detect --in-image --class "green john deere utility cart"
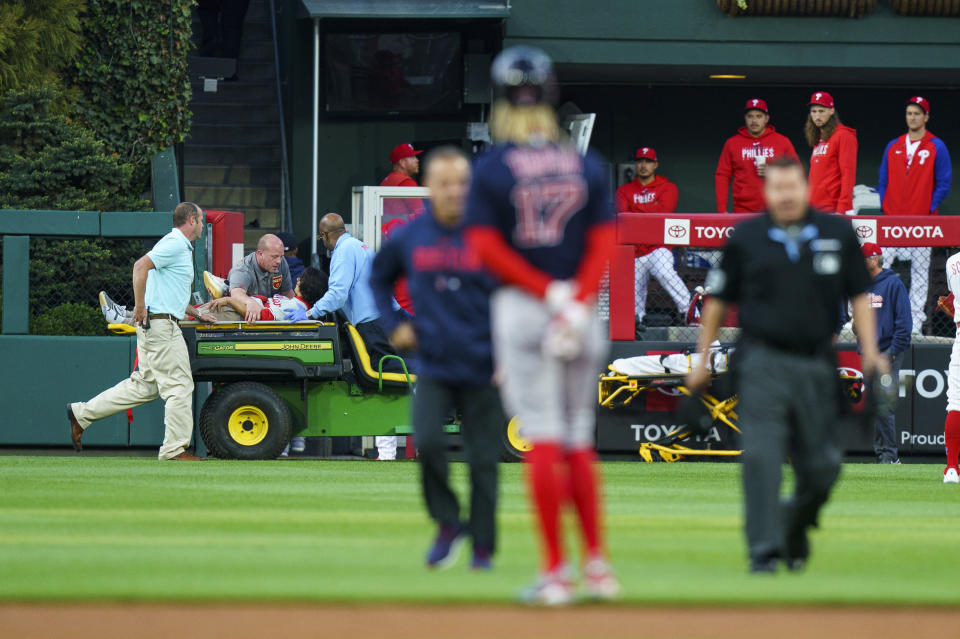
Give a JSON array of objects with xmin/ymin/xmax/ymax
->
[{"xmin": 163, "ymin": 319, "xmax": 531, "ymax": 460}]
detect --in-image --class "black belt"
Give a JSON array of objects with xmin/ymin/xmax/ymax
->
[{"xmin": 766, "ymin": 340, "xmax": 832, "ymax": 358}]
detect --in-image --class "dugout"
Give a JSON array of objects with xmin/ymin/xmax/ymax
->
[{"xmin": 275, "ymin": 0, "xmax": 960, "ymax": 244}]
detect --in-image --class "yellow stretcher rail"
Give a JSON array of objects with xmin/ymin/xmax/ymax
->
[{"xmin": 599, "ymin": 364, "xmax": 862, "ymax": 463}]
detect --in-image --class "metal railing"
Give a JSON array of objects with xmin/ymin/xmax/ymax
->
[{"xmin": 268, "ymin": 0, "xmax": 293, "ymax": 233}]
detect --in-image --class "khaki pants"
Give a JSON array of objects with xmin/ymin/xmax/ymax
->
[{"xmin": 72, "ymin": 319, "xmax": 195, "ymax": 460}]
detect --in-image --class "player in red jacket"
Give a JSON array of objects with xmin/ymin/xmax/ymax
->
[
  {"xmin": 806, "ymin": 91, "xmax": 858, "ymax": 214},
  {"xmin": 381, "ymin": 143, "xmax": 425, "ymax": 219},
  {"xmin": 715, "ymin": 98, "xmax": 798, "ymax": 213},
  {"xmin": 878, "ymin": 96, "xmax": 953, "ymax": 334},
  {"xmin": 614, "ymin": 147, "xmax": 690, "ymax": 331}
]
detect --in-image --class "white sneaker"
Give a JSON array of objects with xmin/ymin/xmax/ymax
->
[
  {"xmin": 99, "ymin": 291, "xmax": 128, "ymax": 324},
  {"xmin": 518, "ymin": 566, "xmax": 574, "ymax": 606},
  {"xmin": 290, "ymin": 436, "xmax": 306, "ymax": 453},
  {"xmin": 204, "ymin": 271, "xmax": 227, "ymax": 299},
  {"xmin": 582, "ymin": 557, "xmax": 622, "ymax": 601},
  {"xmin": 944, "ymin": 467, "xmax": 959, "ymax": 484}
]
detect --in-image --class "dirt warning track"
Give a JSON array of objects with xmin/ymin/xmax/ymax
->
[{"xmin": 2, "ymin": 603, "xmax": 959, "ymax": 639}]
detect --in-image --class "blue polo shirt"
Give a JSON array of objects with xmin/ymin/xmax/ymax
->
[
  {"xmin": 308, "ymin": 233, "xmax": 380, "ymax": 324},
  {"xmin": 145, "ymin": 228, "xmax": 194, "ymax": 319}
]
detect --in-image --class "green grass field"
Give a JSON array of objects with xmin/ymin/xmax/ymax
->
[{"xmin": 0, "ymin": 457, "xmax": 957, "ymax": 605}]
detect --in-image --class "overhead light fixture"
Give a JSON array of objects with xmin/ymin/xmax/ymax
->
[{"xmin": 709, "ymin": 74, "xmax": 747, "ymax": 79}]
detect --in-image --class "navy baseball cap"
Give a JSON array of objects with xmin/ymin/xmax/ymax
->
[{"xmin": 276, "ymin": 232, "xmax": 298, "ymax": 252}]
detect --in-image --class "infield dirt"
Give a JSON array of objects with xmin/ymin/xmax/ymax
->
[{"xmin": 3, "ymin": 604, "xmax": 959, "ymax": 639}]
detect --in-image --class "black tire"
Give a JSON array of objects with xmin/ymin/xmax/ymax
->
[
  {"xmin": 500, "ymin": 415, "xmax": 532, "ymax": 462},
  {"xmin": 199, "ymin": 382, "xmax": 292, "ymax": 460}
]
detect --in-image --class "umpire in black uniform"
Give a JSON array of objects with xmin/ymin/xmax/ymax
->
[{"xmin": 686, "ymin": 157, "xmax": 888, "ymax": 573}]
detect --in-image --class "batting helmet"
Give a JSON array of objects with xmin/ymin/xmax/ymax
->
[{"xmin": 491, "ymin": 46, "xmax": 557, "ymax": 106}]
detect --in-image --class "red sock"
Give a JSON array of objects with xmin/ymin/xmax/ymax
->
[
  {"xmin": 946, "ymin": 411, "xmax": 960, "ymax": 470},
  {"xmin": 525, "ymin": 442, "xmax": 565, "ymax": 572},
  {"xmin": 566, "ymin": 447, "xmax": 604, "ymax": 558}
]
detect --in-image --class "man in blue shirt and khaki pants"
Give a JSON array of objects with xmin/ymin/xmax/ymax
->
[{"xmin": 67, "ymin": 202, "xmax": 216, "ymax": 461}]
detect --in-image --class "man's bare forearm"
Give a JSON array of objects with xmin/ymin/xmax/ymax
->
[
  {"xmin": 132, "ymin": 257, "xmax": 152, "ymax": 309},
  {"xmin": 230, "ymin": 287, "xmax": 253, "ymax": 305}
]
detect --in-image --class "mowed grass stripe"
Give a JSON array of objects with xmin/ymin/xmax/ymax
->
[{"xmin": 0, "ymin": 458, "xmax": 957, "ymax": 604}]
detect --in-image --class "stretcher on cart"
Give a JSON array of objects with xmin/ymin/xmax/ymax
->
[{"xmin": 598, "ymin": 345, "xmax": 863, "ymax": 462}]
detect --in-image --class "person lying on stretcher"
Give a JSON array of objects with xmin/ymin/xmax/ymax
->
[
  {"xmin": 99, "ymin": 267, "xmax": 329, "ymax": 325},
  {"xmin": 607, "ymin": 341, "xmax": 730, "ymax": 377}
]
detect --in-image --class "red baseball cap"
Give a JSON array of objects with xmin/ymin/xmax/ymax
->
[
  {"xmin": 744, "ymin": 98, "xmax": 768, "ymax": 113},
  {"xmin": 808, "ymin": 91, "xmax": 835, "ymax": 108},
  {"xmin": 907, "ymin": 96, "xmax": 930, "ymax": 114},
  {"xmin": 389, "ymin": 143, "xmax": 422, "ymax": 165},
  {"xmin": 861, "ymin": 242, "xmax": 882, "ymax": 258},
  {"xmin": 635, "ymin": 147, "xmax": 658, "ymax": 162}
]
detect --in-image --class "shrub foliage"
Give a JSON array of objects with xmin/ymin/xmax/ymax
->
[{"xmin": 72, "ymin": 0, "xmax": 195, "ymax": 189}]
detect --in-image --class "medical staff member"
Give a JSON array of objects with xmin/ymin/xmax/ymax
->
[
  {"xmin": 68, "ymin": 202, "xmax": 216, "ymax": 461},
  {"xmin": 285, "ymin": 212, "xmax": 406, "ymax": 460}
]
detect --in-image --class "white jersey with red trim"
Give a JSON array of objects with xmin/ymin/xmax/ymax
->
[
  {"xmin": 947, "ymin": 252, "xmax": 960, "ymax": 326},
  {"xmin": 253, "ymin": 294, "xmax": 307, "ymax": 321}
]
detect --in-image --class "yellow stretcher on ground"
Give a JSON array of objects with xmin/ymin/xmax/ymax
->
[{"xmin": 598, "ymin": 348, "xmax": 862, "ymax": 463}]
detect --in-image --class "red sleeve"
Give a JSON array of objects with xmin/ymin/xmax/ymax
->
[
  {"xmin": 783, "ymin": 137, "xmax": 799, "ymax": 162},
  {"xmin": 259, "ymin": 308, "xmax": 273, "ymax": 321},
  {"xmin": 714, "ymin": 142, "xmax": 732, "ymax": 213},
  {"xmin": 614, "ymin": 184, "xmax": 631, "ymax": 213},
  {"xmin": 661, "ymin": 181, "xmax": 679, "ymax": 213},
  {"xmin": 574, "ymin": 222, "xmax": 616, "ymax": 302},
  {"xmin": 465, "ymin": 227, "xmax": 553, "ymax": 298},
  {"xmin": 837, "ymin": 130, "xmax": 858, "ymax": 213}
]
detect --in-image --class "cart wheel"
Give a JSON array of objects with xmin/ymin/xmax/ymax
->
[
  {"xmin": 501, "ymin": 415, "xmax": 533, "ymax": 462},
  {"xmin": 199, "ymin": 382, "xmax": 292, "ymax": 460}
]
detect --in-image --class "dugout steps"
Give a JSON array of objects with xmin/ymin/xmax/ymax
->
[{"xmin": 184, "ymin": 0, "xmax": 284, "ymax": 247}]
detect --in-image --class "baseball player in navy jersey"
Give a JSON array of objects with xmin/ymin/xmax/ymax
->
[
  {"xmin": 464, "ymin": 46, "xmax": 620, "ymax": 605},
  {"xmin": 371, "ymin": 146, "xmax": 504, "ymax": 571}
]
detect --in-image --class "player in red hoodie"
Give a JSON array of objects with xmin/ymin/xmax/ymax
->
[
  {"xmin": 715, "ymin": 98, "xmax": 798, "ymax": 213},
  {"xmin": 614, "ymin": 147, "xmax": 690, "ymax": 331},
  {"xmin": 806, "ymin": 91, "xmax": 858, "ymax": 214}
]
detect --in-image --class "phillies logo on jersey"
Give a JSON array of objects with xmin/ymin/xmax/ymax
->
[
  {"xmin": 632, "ymin": 190, "xmax": 657, "ymax": 205},
  {"xmin": 812, "ymin": 141, "xmax": 829, "ymax": 158},
  {"xmin": 917, "ymin": 149, "xmax": 931, "ymax": 165},
  {"xmin": 740, "ymin": 147, "xmax": 775, "ymax": 161}
]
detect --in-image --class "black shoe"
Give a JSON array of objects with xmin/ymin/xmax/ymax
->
[
  {"xmin": 785, "ymin": 557, "xmax": 806, "ymax": 573},
  {"xmin": 784, "ymin": 524, "xmax": 809, "ymax": 571},
  {"xmin": 749, "ymin": 558, "xmax": 778, "ymax": 574}
]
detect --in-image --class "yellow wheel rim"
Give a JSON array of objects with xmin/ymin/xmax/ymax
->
[
  {"xmin": 506, "ymin": 416, "xmax": 533, "ymax": 453},
  {"xmin": 227, "ymin": 405, "xmax": 269, "ymax": 446}
]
